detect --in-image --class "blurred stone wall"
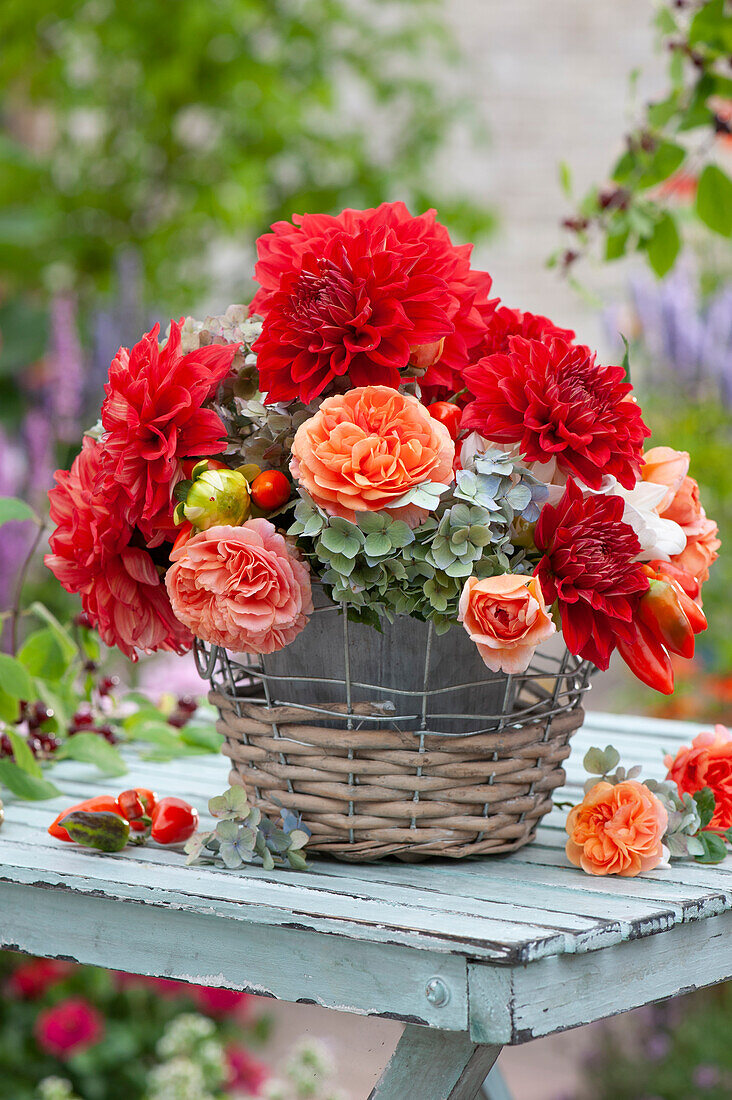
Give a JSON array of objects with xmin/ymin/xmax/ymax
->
[{"xmin": 441, "ymin": 0, "xmax": 661, "ymax": 355}]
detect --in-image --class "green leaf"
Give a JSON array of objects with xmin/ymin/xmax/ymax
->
[
  {"xmin": 646, "ymin": 212, "xmax": 681, "ymax": 277},
  {"xmin": 0, "ymin": 653, "xmax": 34, "ymax": 700},
  {"xmin": 0, "ymin": 686, "xmax": 19, "ymax": 723},
  {"xmin": 56, "ymin": 733, "xmax": 127, "ymax": 777},
  {"xmin": 18, "ymin": 628, "xmax": 69, "ymax": 682},
  {"xmin": 696, "ymin": 164, "xmax": 732, "ymax": 237},
  {"xmin": 28, "ymin": 602, "xmax": 78, "ymax": 662},
  {"xmin": 7, "ymin": 730, "xmax": 42, "ymax": 778},
  {"xmin": 605, "ymin": 228, "xmax": 630, "ymax": 261},
  {"xmin": 179, "ymin": 725, "xmax": 224, "ymax": 753},
  {"xmin": 558, "ymin": 161, "xmax": 573, "ymax": 198},
  {"xmin": 693, "ymin": 786, "xmax": 716, "ymax": 830},
  {"xmin": 694, "ymin": 830, "xmax": 728, "ymax": 865},
  {"xmin": 0, "ymin": 496, "xmax": 38, "ymax": 527},
  {"xmin": 0, "ymin": 760, "xmax": 61, "ymax": 800}
]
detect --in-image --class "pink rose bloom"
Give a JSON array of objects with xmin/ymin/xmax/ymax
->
[
  {"xmin": 166, "ymin": 519, "xmax": 312, "ymax": 654},
  {"xmin": 641, "ymin": 446, "xmax": 690, "ymax": 513},
  {"xmin": 35, "ymin": 997, "xmax": 104, "ymax": 1059},
  {"xmin": 290, "ymin": 385, "xmax": 454, "ymax": 527},
  {"xmin": 458, "ymin": 573, "xmax": 556, "ymax": 674}
]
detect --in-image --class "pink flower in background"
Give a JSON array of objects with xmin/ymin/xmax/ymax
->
[
  {"xmin": 35, "ymin": 998, "xmax": 104, "ymax": 1059},
  {"xmin": 291, "ymin": 385, "xmax": 454, "ymax": 526},
  {"xmin": 166, "ymin": 519, "xmax": 312, "ymax": 653},
  {"xmin": 7, "ymin": 960, "xmax": 74, "ymax": 999},
  {"xmin": 226, "ymin": 1044, "xmax": 269, "ymax": 1095}
]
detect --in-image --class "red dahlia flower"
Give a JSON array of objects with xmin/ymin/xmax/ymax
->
[
  {"xmin": 475, "ymin": 304, "xmax": 575, "ymax": 358},
  {"xmin": 250, "ymin": 202, "xmax": 494, "ymax": 403},
  {"xmin": 45, "ymin": 438, "xmax": 192, "ymax": 661},
  {"xmin": 462, "ymin": 336, "xmax": 650, "ymax": 490},
  {"xmin": 534, "ymin": 479, "xmax": 649, "ymax": 669},
  {"xmin": 100, "ymin": 320, "xmax": 237, "ymax": 545}
]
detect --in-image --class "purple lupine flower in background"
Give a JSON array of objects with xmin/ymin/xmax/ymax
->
[
  {"xmin": 693, "ymin": 1065, "xmax": 720, "ymax": 1089},
  {"xmin": 23, "ymin": 408, "xmax": 56, "ymax": 504},
  {"xmin": 603, "ymin": 266, "xmax": 732, "ymax": 402},
  {"xmin": 48, "ymin": 292, "xmax": 84, "ymax": 443}
]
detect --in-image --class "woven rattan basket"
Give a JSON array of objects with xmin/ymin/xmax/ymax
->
[{"xmin": 195, "ymin": 595, "xmax": 592, "ymax": 862}]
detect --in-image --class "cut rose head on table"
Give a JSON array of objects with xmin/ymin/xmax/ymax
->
[{"xmin": 42, "ymin": 201, "xmax": 721, "ymax": 874}]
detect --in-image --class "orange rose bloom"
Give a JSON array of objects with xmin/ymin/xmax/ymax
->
[
  {"xmin": 458, "ymin": 574, "xmax": 556, "ymax": 673},
  {"xmin": 666, "ymin": 725, "xmax": 732, "ymax": 831},
  {"xmin": 565, "ymin": 780, "xmax": 668, "ymax": 877},
  {"xmin": 641, "ymin": 446, "xmax": 690, "ymax": 513},
  {"xmin": 290, "ymin": 386, "xmax": 454, "ymax": 526}
]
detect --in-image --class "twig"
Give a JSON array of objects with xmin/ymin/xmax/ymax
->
[{"xmin": 10, "ymin": 522, "xmax": 45, "ymax": 655}]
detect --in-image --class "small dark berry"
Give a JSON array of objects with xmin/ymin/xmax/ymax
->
[
  {"xmin": 26, "ymin": 737, "xmax": 43, "ymax": 758},
  {"xmin": 83, "ymin": 660, "xmax": 99, "ymax": 673},
  {"xmin": 33, "ymin": 702, "xmax": 52, "ymax": 725},
  {"xmin": 72, "ymin": 710, "xmax": 94, "ymax": 728},
  {"xmin": 0, "ymin": 734, "xmax": 12, "ymax": 758},
  {"xmin": 167, "ymin": 714, "xmax": 187, "ymax": 729},
  {"xmin": 75, "ymin": 612, "xmax": 93, "ymax": 629},
  {"xmin": 177, "ymin": 696, "xmax": 198, "ymax": 714},
  {"xmin": 98, "ymin": 676, "xmax": 119, "ymax": 697},
  {"xmin": 96, "ymin": 725, "xmax": 118, "ymax": 744}
]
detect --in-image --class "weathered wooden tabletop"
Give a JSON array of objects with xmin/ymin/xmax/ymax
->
[{"xmin": 1, "ymin": 711, "xmax": 730, "ymax": 1098}]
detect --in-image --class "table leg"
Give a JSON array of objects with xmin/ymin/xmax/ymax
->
[
  {"xmin": 368, "ymin": 1024, "xmax": 502, "ymax": 1100},
  {"xmin": 480, "ymin": 1064, "xmax": 514, "ymax": 1100}
]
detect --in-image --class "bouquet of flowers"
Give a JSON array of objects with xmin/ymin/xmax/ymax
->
[{"xmin": 46, "ymin": 202, "xmax": 719, "ymax": 694}]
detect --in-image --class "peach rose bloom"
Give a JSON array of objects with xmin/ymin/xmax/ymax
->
[
  {"xmin": 290, "ymin": 385, "xmax": 454, "ymax": 527},
  {"xmin": 565, "ymin": 780, "xmax": 668, "ymax": 877},
  {"xmin": 641, "ymin": 446, "xmax": 690, "ymax": 513},
  {"xmin": 165, "ymin": 519, "xmax": 312, "ymax": 654},
  {"xmin": 666, "ymin": 725, "xmax": 732, "ymax": 831},
  {"xmin": 458, "ymin": 574, "xmax": 556, "ymax": 674}
]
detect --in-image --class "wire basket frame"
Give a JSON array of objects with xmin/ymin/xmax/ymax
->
[{"xmin": 195, "ymin": 603, "xmax": 594, "ymax": 861}]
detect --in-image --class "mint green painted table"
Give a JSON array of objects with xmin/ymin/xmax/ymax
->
[{"xmin": 1, "ymin": 712, "xmax": 730, "ymax": 1100}]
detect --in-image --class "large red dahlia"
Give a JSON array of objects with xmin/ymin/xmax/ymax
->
[
  {"xmin": 45, "ymin": 438, "xmax": 192, "ymax": 661},
  {"xmin": 474, "ymin": 304, "xmax": 575, "ymax": 358},
  {"xmin": 250, "ymin": 202, "xmax": 494, "ymax": 403},
  {"xmin": 462, "ymin": 337, "xmax": 649, "ymax": 490},
  {"xmin": 100, "ymin": 320, "xmax": 237, "ymax": 545},
  {"xmin": 533, "ymin": 478, "xmax": 649, "ymax": 669}
]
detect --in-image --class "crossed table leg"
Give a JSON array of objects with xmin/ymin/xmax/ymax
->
[{"xmin": 368, "ymin": 1025, "xmax": 507, "ymax": 1100}]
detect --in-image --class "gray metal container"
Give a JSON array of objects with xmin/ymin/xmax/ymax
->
[{"xmin": 259, "ymin": 590, "xmax": 514, "ymax": 734}]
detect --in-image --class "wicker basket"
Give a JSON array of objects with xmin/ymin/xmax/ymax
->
[{"xmin": 195, "ymin": 597, "xmax": 592, "ymax": 862}]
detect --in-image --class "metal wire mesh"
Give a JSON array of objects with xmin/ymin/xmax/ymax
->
[{"xmin": 194, "ymin": 599, "xmax": 594, "ymax": 739}]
